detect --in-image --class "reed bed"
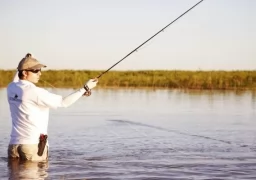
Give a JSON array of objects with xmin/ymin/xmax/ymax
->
[{"xmin": 0, "ymin": 70, "xmax": 256, "ymax": 90}]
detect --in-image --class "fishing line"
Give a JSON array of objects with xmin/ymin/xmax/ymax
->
[
  {"xmin": 97, "ymin": 0, "xmax": 205, "ymax": 79},
  {"xmin": 117, "ymin": 121, "xmax": 235, "ymax": 160},
  {"xmin": 108, "ymin": 120, "xmax": 252, "ymax": 149},
  {"xmin": 41, "ymin": 79, "xmax": 56, "ymax": 89},
  {"xmin": 107, "ymin": 120, "xmax": 217, "ymax": 159}
]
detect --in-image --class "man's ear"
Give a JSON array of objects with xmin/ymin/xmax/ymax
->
[{"xmin": 22, "ymin": 70, "xmax": 28, "ymax": 77}]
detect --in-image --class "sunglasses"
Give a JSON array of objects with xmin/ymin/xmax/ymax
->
[{"xmin": 26, "ymin": 69, "xmax": 41, "ymax": 73}]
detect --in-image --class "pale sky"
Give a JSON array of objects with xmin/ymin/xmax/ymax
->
[{"xmin": 0, "ymin": 0, "xmax": 255, "ymax": 70}]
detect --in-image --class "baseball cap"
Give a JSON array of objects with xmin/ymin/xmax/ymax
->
[{"xmin": 17, "ymin": 53, "xmax": 47, "ymax": 71}]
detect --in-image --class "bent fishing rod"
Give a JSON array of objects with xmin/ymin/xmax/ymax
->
[{"xmin": 96, "ymin": 0, "xmax": 205, "ymax": 79}]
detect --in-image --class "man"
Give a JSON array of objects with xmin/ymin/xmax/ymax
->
[{"xmin": 7, "ymin": 53, "xmax": 98, "ymax": 161}]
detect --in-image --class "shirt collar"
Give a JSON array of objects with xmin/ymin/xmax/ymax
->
[{"xmin": 19, "ymin": 79, "xmax": 36, "ymax": 87}]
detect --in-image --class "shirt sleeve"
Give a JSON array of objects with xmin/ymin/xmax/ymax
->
[{"xmin": 35, "ymin": 87, "xmax": 86, "ymax": 109}]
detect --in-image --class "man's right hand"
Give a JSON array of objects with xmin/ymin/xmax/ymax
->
[{"xmin": 85, "ymin": 78, "xmax": 98, "ymax": 90}]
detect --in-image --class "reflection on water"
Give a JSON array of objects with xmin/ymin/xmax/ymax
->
[
  {"xmin": 8, "ymin": 159, "xmax": 48, "ymax": 180},
  {"xmin": 0, "ymin": 88, "xmax": 256, "ymax": 179}
]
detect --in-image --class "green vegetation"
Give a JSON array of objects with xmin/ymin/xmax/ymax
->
[{"xmin": 1, "ymin": 70, "xmax": 256, "ymax": 90}]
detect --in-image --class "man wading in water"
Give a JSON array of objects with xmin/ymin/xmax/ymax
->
[{"xmin": 7, "ymin": 53, "xmax": 98, "ymax": 161}]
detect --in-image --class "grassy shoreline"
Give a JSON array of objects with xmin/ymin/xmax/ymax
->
[{"xmin": 0, "ymin": 70, "xmax": 256, "ymax": 90}]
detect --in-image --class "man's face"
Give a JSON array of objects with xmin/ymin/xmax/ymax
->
[{"xmin": 24, "ymin": 69, "xmax": 42, "ymax": 83}]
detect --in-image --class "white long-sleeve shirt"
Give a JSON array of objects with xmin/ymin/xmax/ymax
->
[{"xmin": 7, "ymin": 72, "xmax": 86, "ymax": 144}]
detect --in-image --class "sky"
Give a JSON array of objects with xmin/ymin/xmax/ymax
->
[{"xmin": 0, "ymin": 0, "xmax": 255, "ymax": 70}]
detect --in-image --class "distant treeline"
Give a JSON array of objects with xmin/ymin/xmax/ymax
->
[{"xmin": 0, "ymin": 70, "xmax": 256, "ymax": 90}]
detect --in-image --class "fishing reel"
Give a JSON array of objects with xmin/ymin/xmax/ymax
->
[{"xmin": 83, "ymin": 85, "xmax": 92, "ymax": 96}]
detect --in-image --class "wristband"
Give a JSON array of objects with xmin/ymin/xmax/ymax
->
[
  {"xmin": 84, "ymin": 85, "xmax": 90, "ymax": 92},
  {"xmin": 83, "ymin": 85, "xmax": 92, "ymax": 96}
]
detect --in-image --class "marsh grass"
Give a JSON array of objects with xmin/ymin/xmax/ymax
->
[{"xmin": 1, "ymin": 70, "xmax": 256, "ymax": 90}]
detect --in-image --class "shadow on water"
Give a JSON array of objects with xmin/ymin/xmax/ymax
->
[{"xmin": 4, "ymin": 157, "xmax": 49, "ymax": 180}]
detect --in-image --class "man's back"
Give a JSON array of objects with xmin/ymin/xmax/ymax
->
[{"xmin": 7, "ymin": 80, "xmax": 49, "ymax": 144}]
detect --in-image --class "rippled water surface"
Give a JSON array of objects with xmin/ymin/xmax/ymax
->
[{"xmin": 0, "ymin": 88, "xmax": 256, "ymax": 179}]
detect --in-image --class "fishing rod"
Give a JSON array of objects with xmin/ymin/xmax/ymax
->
[{"xmin": 97, "ymin": 0, "xmax": 205, "ymax": 79}]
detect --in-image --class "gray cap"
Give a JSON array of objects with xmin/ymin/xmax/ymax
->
[{"xmin": 17, "ymin": 53, "xmax": 47, "ymax": 70}]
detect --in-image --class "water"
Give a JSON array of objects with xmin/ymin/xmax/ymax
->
[{"xmin": 0, "ymin": 88, "xmax": 256, "ymax": 179}]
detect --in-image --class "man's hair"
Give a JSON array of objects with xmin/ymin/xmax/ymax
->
[{"xmin": 18, "ymin": 70, "xmax": 25, "ymax": 79}]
